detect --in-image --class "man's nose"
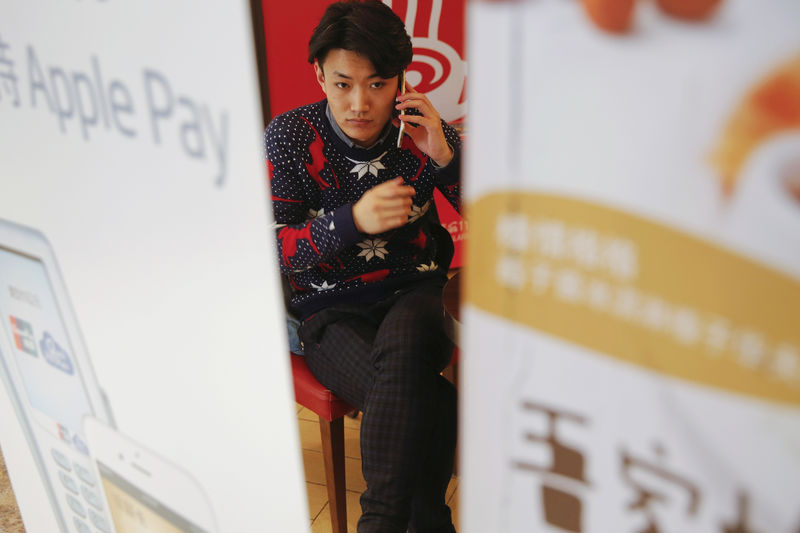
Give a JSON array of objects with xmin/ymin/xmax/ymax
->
[{"xmin": 351, "ymin": 88, "xmax": 369, "ymax": 113}]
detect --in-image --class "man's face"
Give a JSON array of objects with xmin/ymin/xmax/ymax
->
[{"xmin": 315, "ymin": 49, "xmax": 399, "ymax": 148}]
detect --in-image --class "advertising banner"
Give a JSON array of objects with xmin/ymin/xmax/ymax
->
[
  {"xmin": 463, "ymin": 1, "xmax": 800, "ymax": 532},
  {"xmin": 0, "ymin": 1, "xmax": 307, "ymax": 532}
]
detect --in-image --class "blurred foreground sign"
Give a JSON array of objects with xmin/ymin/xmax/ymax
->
[
  {"xmin": 0, "ymin": 1, "xmax": 307, "ymax": 532},
  {"xmin": 462, "ymin": 1, "xmax": 800, "ymax": 532}
]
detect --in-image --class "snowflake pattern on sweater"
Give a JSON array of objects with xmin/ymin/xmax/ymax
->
[{"xmin": 265, "ymin": 99, "xmax": 461, "ymax": 318}]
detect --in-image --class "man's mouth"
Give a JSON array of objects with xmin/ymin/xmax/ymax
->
[{"xmin": 347, "ymin": 118, "xmax": 372, "ymax": 127}]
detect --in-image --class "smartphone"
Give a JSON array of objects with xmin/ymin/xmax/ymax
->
[
  {"xmin": 396, "ymin": 69, "xmax": 407, "ymax": 149},
  {"xmin": 0, "ymin": 218, "xmax": 115, "ymax": 533},
  {"xmin": 84, "ymin": 416, "xmax": 218, "ymax": 533}
]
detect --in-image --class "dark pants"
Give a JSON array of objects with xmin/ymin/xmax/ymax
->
[{"xmin": 299, "ymin": 279, "xmax": 457, "ymax": 533}]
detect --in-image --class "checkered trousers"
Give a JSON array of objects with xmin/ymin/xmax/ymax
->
[{"xmin": 299, "ymin": 278, "xmax": 457, "ymax": 533}]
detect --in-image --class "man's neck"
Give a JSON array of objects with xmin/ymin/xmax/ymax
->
[{"xmin": 325, "ymin": 103, "xmax": 393, "ymax": 150}]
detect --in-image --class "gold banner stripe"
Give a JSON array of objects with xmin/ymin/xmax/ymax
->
[{"xmin": 466, "ymin": 192, "xmax": 800, "ymax": 406}]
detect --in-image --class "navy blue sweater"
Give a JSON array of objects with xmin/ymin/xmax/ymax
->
[{"xmin": 265, "ymin": 99, "xmax": 461, "ymax": 319}]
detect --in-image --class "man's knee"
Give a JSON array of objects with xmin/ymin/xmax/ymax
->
[{"xmin": 377, "ymin": 327, "xmax": 452, "ymax": 374}]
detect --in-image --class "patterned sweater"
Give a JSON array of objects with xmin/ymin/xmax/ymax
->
[{"xmin": 264, "ymin": 99, "xmax": 461, "ymax": 319}]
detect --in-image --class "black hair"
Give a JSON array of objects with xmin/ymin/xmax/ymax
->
[{"xmin": 308, "ymin": 0, "xmax": 413, "ymax": 79}]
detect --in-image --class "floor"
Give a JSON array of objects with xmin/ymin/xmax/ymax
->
[
  {"xmin": 296, "ymin": 403, "xmax": 461, "ymax": 533},
  {"xmin": 0, "ymin": 407, "xmax": 460, "ymax": 533},
  {"xmin": 0, "ymin": 447, "xmax": 24, "ymax": 533}
]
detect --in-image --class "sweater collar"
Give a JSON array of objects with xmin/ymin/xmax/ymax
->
[{"xmin": 325, "ymin": 102, "xmax": 394, "ymax": 152}]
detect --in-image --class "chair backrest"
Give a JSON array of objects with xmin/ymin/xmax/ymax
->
[{"xmin": 430, "ymin": 215, "xmax": 455, "ymax": 272}]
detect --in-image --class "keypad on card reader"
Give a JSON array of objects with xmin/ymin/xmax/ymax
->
[{"xmin": 51, "ymin": 447, "xmax": 108, "ymax": 532}]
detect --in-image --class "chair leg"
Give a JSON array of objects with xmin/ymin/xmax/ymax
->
[
  {"xmin": 441, "ymin": 361, "xmax": 458, "ymax": 388},
  {"xmin": 319, "ymin": 416, "xmax": 347, "ymax": 533}
]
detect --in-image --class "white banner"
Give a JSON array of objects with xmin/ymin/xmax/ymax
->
[
  {"xmin": 0, "ymin": 1, "xmax": 307, "ymax": 532},
  {"xmin": 463, "ymin": 1, "xmax": 800, "ymax": 532}
]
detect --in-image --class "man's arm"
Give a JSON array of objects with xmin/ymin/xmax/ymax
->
[
  {"xmin": 265, "ymin": 120, "xmax": 362, "ymax": 274},
  {"xmin": 431, "ymin": 121, "xmax": 462, "ymax": 215},
  {"xmin": 395, "ymin": 84, "xmax": 461, "ymax": 214}
]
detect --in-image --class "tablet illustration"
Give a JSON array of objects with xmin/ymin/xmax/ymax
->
[
  {"xmin": 0, "ymin": 218, "xmax": 115, "ymax": 533},
  {"xmin": 84, "ymin": 417, "xmax": 218, "ymax": 533}
]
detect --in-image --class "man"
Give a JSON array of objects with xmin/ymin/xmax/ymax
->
[{"xmin": 264, "ymin": 2, "xmax": 460, "ymax": 532}]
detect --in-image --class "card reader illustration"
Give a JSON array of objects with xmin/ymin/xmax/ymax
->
[
  {"xmin": 9, "ymin": 316, "xmax": 37, "ymax": 357},
  {"xmin": 0, "ymin": 218, "xmax": 116, "ymax": 533},
  {"xmin": 40, "ymin": 331, "xmax": 74, "ymax": 375}
]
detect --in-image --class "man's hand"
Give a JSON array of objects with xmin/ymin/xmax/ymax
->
[
  {"xmin": 353, "ymin": 177, "xmax": 416, "ymax": 234},
  {"xmin": 395, "ymin": 83, "xmax": 453, "ymax": 167}
]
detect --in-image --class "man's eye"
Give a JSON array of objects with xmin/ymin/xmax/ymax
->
[
  {"xmin": 371, "ymin": 82, "xmax": 385, "ymax": 89},
  {"xmin": 335, "ymin": 82, "xmax": 349, "ymax": 89}
]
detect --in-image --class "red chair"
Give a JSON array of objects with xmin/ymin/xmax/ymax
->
[{"xmin": 291, "ymin": 352, "xmax": 353, "ymax": 533}]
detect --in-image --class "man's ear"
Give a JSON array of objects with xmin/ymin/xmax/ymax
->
[{"xmin": 313, "ymin": 60, "xmax": 327, "ymax": 95}]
